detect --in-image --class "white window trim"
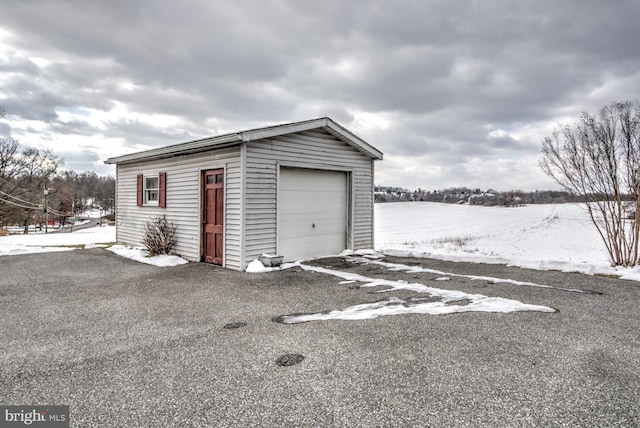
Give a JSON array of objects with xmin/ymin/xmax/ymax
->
[{"xmin": 144, "ymin": 175, "xmax": 159, "ymax": 206}]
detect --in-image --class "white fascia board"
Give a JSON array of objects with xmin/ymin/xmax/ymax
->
[
  {"xmin": 104, "ymin": 134, "xmax": 241, "ymax": 165},
  {"xmin": 324, "ymin": 120, "xmax": 384, "ymax": 160},
  {"xmin": 240, "ymin": 118, "xmax": 329, "ymax": 142}
]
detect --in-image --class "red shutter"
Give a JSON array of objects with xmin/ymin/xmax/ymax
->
[
  {"xmin": 159, "ymin": 172, "xmax": 166, "ymax": 208},
  {"xmin": 136, "ymin": 174, "xmax": 143, "ymax": 207}
]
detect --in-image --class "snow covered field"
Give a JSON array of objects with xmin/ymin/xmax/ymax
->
[
  {"xmin": 0, "ymin": 225, "xmax": 116, "ymax": 256},
  {"xmin": 375, "ymin": 202, "xmax": 640, "ymax": 281},
  {"xmin": 1, "ymin": 202, "xmax": 639, "ymax": 280}
]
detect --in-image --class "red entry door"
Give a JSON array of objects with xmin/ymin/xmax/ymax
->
[{"xmin": 203, "ymin": 169, "xmax": 224, "ymax": 264}]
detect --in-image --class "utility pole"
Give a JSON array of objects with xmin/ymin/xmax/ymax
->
[{"xmin": 44, "ymin": 188, "xmax": 49, "ymax": 234}]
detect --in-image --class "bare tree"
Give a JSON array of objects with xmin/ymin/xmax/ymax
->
[
  {"xmin": 17, "ymin": 148, "xmax": 64, "ymax": 233},
  {"xmin": 540, "ymin": 101, "xmax": 640, "ymax": 267},
  {"xmin": 0, "ymin": 137, "xmax": 28, "ymax": 229},
  {"xmin": 0, "ymin": 142, "xmax": 64, "ymax": 233},
  {"xmin": 0, "ymin": 137, "xmax": 22, "ymax": 179}
]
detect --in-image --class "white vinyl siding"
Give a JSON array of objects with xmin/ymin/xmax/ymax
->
[
  {"xmin": 115, "ymin": 147, "xmax": 241, "ymax": 268},
  {"xmin": 244, "ymin": 128, "xmax": 374, "ymax": 267},
  {"xmin": 224, "ymin": 158, "xmax": 242, "ymax": 269}
]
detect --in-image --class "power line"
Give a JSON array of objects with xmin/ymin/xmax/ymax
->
[
  {"xmin": 0, "ymin": 189, "xmax": 40, "ymax": 207},
  {"xmin": 0, "ymin": 201, "xmax": 65, "ymax": 217},
  {"xmin": 0, "ymin": 176, "xmax": 46, "ymax": 203},
  {"xmin": 0, "ymin": 197, "xmax": 41, "ymax": 210},
  {"xmin": 0, "ymin": 195, "xmax": 65, "ymax": 216},
  {"xmin": 0, "ymin": 179, "xmax": 69, "ymax": 217},
  {"xmin": 48, "ymin": 207, "xmax": 65, "ymax": 216}
]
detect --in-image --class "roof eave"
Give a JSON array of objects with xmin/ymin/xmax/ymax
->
[
  {"xmin": 324, "ymin": 120, "xmax": 383, "ymax": 160},
  {"xmin": 240, "ymin": 117, "xmax": 383, "ymax": 160},
  {"xmin": 104, "ymin": 117, "xmax": 384, "ymax": 165},
  {"xmin": 240, "ymin": 117, "xmax": 330, "ymax": 142},
  {"xmin": 104, "ymin": 134, "xmax": 241, "ymax": 165}
]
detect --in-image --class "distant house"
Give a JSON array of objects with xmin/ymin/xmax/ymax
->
[{"xmin": 105, "ymin": 117, "xmax": 383, "ymax": 271}]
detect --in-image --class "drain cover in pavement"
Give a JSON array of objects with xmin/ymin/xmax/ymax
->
[
  {"xmin": 223, "ymin": 322, "xmax": 247, "ymax": 329},
  {"xmin": 276, "ymin": 353, "xmax": 305, "ymax": 367}
]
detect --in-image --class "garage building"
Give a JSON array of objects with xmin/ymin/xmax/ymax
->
[{"xmin": 105, "ymin": 117, "xmax": 383, "ymax": 271}]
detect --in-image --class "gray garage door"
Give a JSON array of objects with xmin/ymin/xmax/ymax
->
[{"xmin": 279, "ymin": 168, "xmax": 348, "ymax": 261}]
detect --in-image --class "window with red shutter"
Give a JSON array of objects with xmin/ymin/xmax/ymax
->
[{"xmin": 137, "ymin": 173, "xmax": 165, "ymax": 207}]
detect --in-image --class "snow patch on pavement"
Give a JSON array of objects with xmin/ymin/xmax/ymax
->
[
  {"xmin": 107, "ymin": 245, "xmax": 189, "ymax": 267},
  {"xmin": 278, "ymin": 259, "xmax": 556, "ymax": 323},
  {"xmin": 246, "ymin": 259, "xmax": 275, "ymax": 273},
  {"xmin": 245, "ymin": 258, "xmax": 302, "ymax": 273},
  {"xmin": 353, "ymin": 256, "xmax": 590, "ymax": 293}
]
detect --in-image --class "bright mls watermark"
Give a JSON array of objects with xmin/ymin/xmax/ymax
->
[{"xmin": 0, "ymin": 406, "xmax": 69, "ymax": 427}]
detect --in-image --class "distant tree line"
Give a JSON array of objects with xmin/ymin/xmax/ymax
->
[
  {"xmin": 374, "ymin": 185, "xmax": 585, "ymax": 206},
  {"xmin": 0, "ymin": 135, "xmax": 114, "ymax": 233}
]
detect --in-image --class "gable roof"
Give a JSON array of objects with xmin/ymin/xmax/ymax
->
[{"xmin": 104, "ymin": 117, "xmax": 383, "ymax": 165}]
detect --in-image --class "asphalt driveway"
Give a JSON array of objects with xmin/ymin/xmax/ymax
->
[{"xmin": 1, "ymin": 249, "xmax": 639, "ymax": 427}]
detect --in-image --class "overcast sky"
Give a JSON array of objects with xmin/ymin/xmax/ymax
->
[{"xmin": 2, "ymin": 1, "xmax": 640, "ymax": 191}]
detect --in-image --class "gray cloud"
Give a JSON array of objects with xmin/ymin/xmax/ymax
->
[
  {"xmin": 1, "ymin": 0, "xmax": 640, "ymax": 190},
  {"xmin": 57, "ymin": 149, "xmax": 115, "ymax": 176},
  {"xmin": 0, "ymin": 122, "xmax": 10, "ymax": 137}
]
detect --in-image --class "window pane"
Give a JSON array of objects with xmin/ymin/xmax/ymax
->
[
  {"xmin": 206, "ymin": 175, "xmax": 214, "ymax": 184},
  {"xmin": 146, "ymin": 190, "xmax": 158, "ymax": 201},
  {"xmin": 146, "ymin": 177, "xmax": 158, "ymax": 189},
  {"xmin": 216, "ymin": 174, "xmax": 224, "ymax": 183}
]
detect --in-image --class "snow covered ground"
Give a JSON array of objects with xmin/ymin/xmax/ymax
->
[
  {"xmin": 1, "ymin": 202, "xmax": 639, "ymax": 280},
  {"xmin": 107, "ymin": 244, "xmax": 188, "ymax": 267},
  {"xmin": 375, "ymin": 202, "xmax": 640, "ymax": 282},
  {"xmin": 0, "ymin": 225, "xmax": 189, "ymax": 267},
  {"xmin": 0, "ymin": 225, "xmax": 116, "ymax": 256}
]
